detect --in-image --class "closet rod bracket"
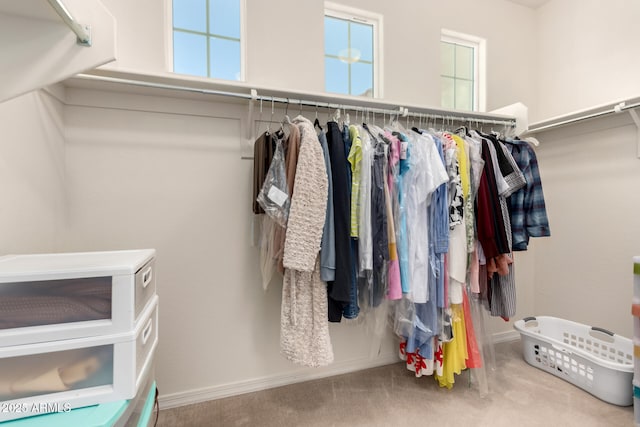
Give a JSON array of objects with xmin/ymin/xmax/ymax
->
[
  {"xmin": 627, "ymin": 107, "xmax": 640, "ymax": 159},
  {"xmin": 75, "ymin": 24, "xmax": 91, "ymax": 47},
  {"xmin": 47, "ymin": 0, "xmax": 92, "ymax": 46}
]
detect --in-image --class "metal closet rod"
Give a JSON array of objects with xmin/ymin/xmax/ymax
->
[
  {"xmin": 527, "ymin": 100, "xmax": 640, "ymax": 133},
  {"xmin": 74, "ymin": 73, "xmax": 516, "ymax": 127},
  {"xmin": 46, "ymin": 0, "xmax": 91, "ymax": 46},
  {"xmin": 249, "ymin": 96, "xmax": 515, "ymax": 128}
]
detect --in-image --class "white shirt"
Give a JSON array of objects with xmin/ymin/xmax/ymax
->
[
  {"xmin": 357, "ymin": 127, "xmax": 373, "ymax": 275},
  {"xmin": 405, "ymin": 132, "xmax": 448, "ymax": 303}
]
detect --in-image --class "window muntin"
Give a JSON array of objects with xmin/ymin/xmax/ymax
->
[
  {"xmin": 172, "ymin": 0, "xmax": 242, "ymax": 81},
  {"xmin": 441, "ymin": 31, "xmax": 484, "ymax": 112},
  {"xmin": 324, "ymin": 4, "xmax": 381, "ymax": 98}
]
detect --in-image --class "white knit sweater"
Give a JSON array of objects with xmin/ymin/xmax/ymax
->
[
  {"xmin": 283, "ymin": 117, "xmax": 328, "ymax": 270},
  {"xmin": 280, "ymin": 116, "xmax": 333, "ymax": 367}
]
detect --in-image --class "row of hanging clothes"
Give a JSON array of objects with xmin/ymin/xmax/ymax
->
[{"xmin": 252, "ymin": 104, "xmax": 550, "ymax": 390}]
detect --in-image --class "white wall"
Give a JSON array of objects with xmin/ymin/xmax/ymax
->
[
  {"xmin": 0, "ymin": 0, "xmax": 543, "ymax": 407},
  {"xmin": 533, "ymin": 115, "xmax": 640, "ymax": 337},
  {"xmin": 530, "ymin": 0, "xmax": 640, "ymax": 337},
  {"xmin": 3, "ymin": 0, "xmax": 638, "ymax": 409},
  {"xmin": 100, "ymin": 0, "xmax": 539, "ymax": 115},
  {"xmin": 84, "ymin": 0, "xmax": 536, "ymax": 402},
  {"xmin": 60, "ymin": 87, "xmax": 399, "ymax": 403},
  {"xmin": 0, "ymin": 90, "xmax": 65, "ymax": 254},
  {"xmin": 535, "ymin": 0, "xmax": 640, "ymax": 121}
]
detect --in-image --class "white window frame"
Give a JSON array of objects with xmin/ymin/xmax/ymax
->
[
  {"xmin": 165, "ymin": 0, "xmax": 247, "ymax": 82},
  {"xmin": 324, "ymin": 2, "xmax": 383, "ymax": 98},
  {"xmin": 441, "ymin": 29, "xmax": 486, "ymax": 112}
]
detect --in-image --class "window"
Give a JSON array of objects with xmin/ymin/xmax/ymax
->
[
  {"xmin": 172, "ymin": 0, "xmax": 243, "ymax": 81},
  {"xmin": 324, "ymin": 3, "xmax": 382, "ymax": 98},
  {"xmin": 440, "ymin": 30, "xmax": 485, "ymax": 111}
]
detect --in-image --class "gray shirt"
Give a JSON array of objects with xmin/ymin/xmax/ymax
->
[{"xmin": 318, "ymin": 130, "xmax": 336, "ymax": 282}]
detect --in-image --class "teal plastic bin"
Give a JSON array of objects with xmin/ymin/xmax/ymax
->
[{"xmin": 0, "ymin": 381, "xmax": 156, "ymax": 427}]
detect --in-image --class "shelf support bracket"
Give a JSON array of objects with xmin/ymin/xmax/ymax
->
[
  {"xmin": 628, "ymin": 108, "xmax": 640, "ymax": 158},
  {"xmin": 47, "ymin": 0, "xmax": 92, "ymax": 47}
]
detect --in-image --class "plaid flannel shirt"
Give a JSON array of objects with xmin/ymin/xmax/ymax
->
[{"xmin": 505, "ymin": 140, "xmax": 551, "ymax": 250}]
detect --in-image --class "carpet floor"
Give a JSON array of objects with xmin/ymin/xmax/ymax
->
[{"xmin": 155, "ymin": 340, "xmax": 634, "ymax": 426}]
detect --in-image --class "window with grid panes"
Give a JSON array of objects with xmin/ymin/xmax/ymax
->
[
  {"xmin": 172, "ymin": 0, "xmax": 242, "ymax": 81},
  {"xmin": 324, "ymin": 4, "xmax": 381, "ymax": 98},
  {"xmin": 441, "ymin": 33, "xmax": 481, "ymax": 111}
]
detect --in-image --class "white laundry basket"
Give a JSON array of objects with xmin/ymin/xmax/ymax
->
[{"xmin": 514, "ymin": 316, "xmax": 633, "ymax": 406}]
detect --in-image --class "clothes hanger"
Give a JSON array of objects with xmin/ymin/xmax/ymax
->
[
  {"xmin": 393, "ymin": 110, "xmax": 399, "ymax": 128},
  {"xmin": 332, "ymin": 107, "xmax": 341, "ymax": 124},
  {"xmin": 275, "ymin": 98, "xmax": 292, "ymax": 140},
  {"xmin": 282, "ymin": 98, "xmax": 293, "ymax": 127},
  {"xmin": 454, "ymin": 125, "xmax": 468, "ymax": 136},
  {"xmin": 314, "ymin": 103, "xmax": 323, "ymax": 131},
  {"xmin": 267, "ymin": 97, "xmax": 274, "ymax": 134},
  {"xmin": 269, "ymin": 98, "xmax": 286, "ymax": 140},
  {"xmin": 388, "ymin": 110, "xmax": 408, "ymax": 134},
  {"xmin": 258, "ymin": 97, "xmax": 264, "ymax": 135}
]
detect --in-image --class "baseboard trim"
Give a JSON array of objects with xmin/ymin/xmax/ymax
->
[
  {"xmin": 159, "ymin": 352, "xmax": 400, "ymax": 409},
  {"xmin": 160, "ymin": 330, "xmax": 521, "ymax": 409},
  {"xmin": 492, "ymin": 330, "xmax": 520, "ymax": 344}
]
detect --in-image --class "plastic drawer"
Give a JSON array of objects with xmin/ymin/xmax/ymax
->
[
  {"xmin": 119, "ymin": 367, "xmax": 155, "ymax": 427},
  {"xmin": 134, "ymin": 259, "xmax": 155, "ymax": 320},
  {"xmin": 0, "ymin": 363, "xmax": 156, "ymax": 427},
  {"xmin": 136, "ymin": 382, "xmax": 157, "ymax": 427},
  {"xmin": 0, "ymin": 296, "xmax": 158, "ymax": 422},
  {"xmin": 0, "ymin": 250, "xmax": 156, "ymax": 347},
  {"xmin": 635, "ymin": 384, "xmax": 640, "ymax": 427},
  {"xmin": 124, "ymin": 379, "xmax": 156, "ymax": 427}
]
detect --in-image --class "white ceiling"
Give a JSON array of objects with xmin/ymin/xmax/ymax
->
[{"xmin": 506, "ymin": 0, "xmax": 551, "ymax": 9}]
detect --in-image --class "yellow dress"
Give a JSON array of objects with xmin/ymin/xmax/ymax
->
[{"xmin": 435, "ymin": 304, "xmax": 468, "ymax": 388}]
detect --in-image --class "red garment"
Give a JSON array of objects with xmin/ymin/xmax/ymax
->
[
  {"xmin": 476, "ymin": 140, "xmax": 511, "ymax": 260},
  {"xmin": 475, "ymin": 169, "xmax": 499, "ymax": 259},
  {"xmin": 462, "ymin": 287, "xmax": 482, "ymax": 369}
]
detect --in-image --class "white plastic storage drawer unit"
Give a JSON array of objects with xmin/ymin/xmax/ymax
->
[
  {"xmin": 0, "ymin": 364, "xmax": 156, "ymax": 426},
  {"xmin": 0, "ymin": 249, "xmax": 156, "ymax": 347},
  {"xmin": 0, "ymin": 296, "xmax": 159, "ymax": 422}
]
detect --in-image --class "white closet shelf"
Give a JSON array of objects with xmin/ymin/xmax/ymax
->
[
  {"xmin": 526, "ymin": 95, "xmax": 640, "ymax": 158},
  {"xmin": 66, "ymin": 69, "xmax": 518, "ymax": 128},
  {"xmin": 527, "ymin": 95, "xmax": 640, "ymax": 134},
  {"xmin": 0, "ymin": 0, "xmax": 115, "ymax": 103}
]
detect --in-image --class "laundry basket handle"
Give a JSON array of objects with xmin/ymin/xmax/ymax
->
[{"xmin": 591, "ymin": 326, "xmax": 614, "ymax": 336}]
